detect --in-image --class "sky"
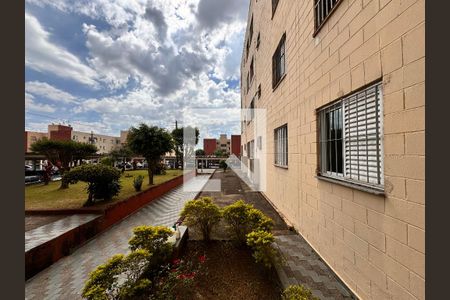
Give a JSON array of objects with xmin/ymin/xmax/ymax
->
[{"xmin": 25, "ymin": 0, "xmax": 248, "ymax": 143}]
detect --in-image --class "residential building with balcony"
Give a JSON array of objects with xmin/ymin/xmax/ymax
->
[{"xmin": 240, "ymin": 0, "xmax": 424, "ymax": 299}]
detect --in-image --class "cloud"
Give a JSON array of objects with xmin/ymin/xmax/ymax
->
[
  {"xmin": 25, "ymin": 81, "xmax": 78, "ymax": 103},
  {"xmin": 25, "ymin": 13, "xmax": 99, "ymax": 87},
  {"xmin": 196, "ymin": 0, "xmax": 248, "ymax": 29},
  {"xmin": 144, "ymin": 4, "xmax": 167, "ymax": 41},
  {"xmin": 25, "ymin": 93, "xmax": 56, "ymax": 113}
]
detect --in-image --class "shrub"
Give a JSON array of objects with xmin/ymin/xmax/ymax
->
[
  {"xmin": 180, "ymin": 197, "xmax": 221, "ymax": 241},
  {"xmin": 100, "ymin": 157, "xmax": 114, "ymax": 167},
  {"xmin": 222, "ymin": 200, "xmax": 274, "ymax": 245},
  {"xmin": 63, "ymin": 164, "xmax": 121, "ymax": 206},
  {"xmin": 133, "ymin": 175, "xmax": 144, "ymax": 192},
  {"xmin": 128, "ymin": 226, "xmax": 173, "ymax": 275},
  {"xmin": 246, "ymin": 230, "xmax": 277, "ymax": 268},
  {"xmin": 154, "ymin": 162, "xmax": 166, "ymax": 175},
  {"xmin": 281, "ymin": 285, "xmax": 319, "ymax": 300},
  {"xmin": 219, "ymin": 160, "xmax": 227, "ymax": 172},
  {"xmin": 82, "ymin": 249, "xmax": 151, "ymax": 300}
]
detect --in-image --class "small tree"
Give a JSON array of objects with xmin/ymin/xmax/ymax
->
[
  {"xmin": 214, "ymin": 149, "xmax": 226, "ymax": 157},
  {"xmin": 127, "ymin": 124, "xmax": 173, "ymax": 185},
  {"xmin": 195, "ymin": 149, "xmax": 205, "ymax": 156},
  {"xmin": 63, "ymin": 164, "xmax": 121, "ymax": 206},
  {"xmin": 181, "ymin": 197, "xmax": 221, "ymax": 241},
  {"xmin": 219, "ymin": 160, "xmax": 228, "ymax": 172},
  {"xmin": 109, "ymin": 146, "xmax": 133, "ymax": 165},
  {"xmin": 171, "ymin": 126, "xmax": 200, "ymax": 169},
  {"xmin": 30, "ymin": 138, "xmax": 98, "ymax": 189}
]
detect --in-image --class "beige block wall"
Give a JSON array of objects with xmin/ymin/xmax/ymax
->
[
  {"xmin": 241, "ymin": 0, "xmax": 425, "ymax": 299},
  {"xmin": 72, "ymin": 131, "xmax": 121, "ymax": 154}
]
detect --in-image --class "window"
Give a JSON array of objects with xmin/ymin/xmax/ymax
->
[
  {"xmin": 247, "ymin": 73, "xmax": 250, "ymax": 93},
  {"xmin": 274, "ymin": 124, "xmax": 288, "ymax": 167},
  {"xmin": 257, "ymin": 84, "xmax": 261, "ymax": 99},
  {"xmin": 246, "ymin": 39, "xmax": 250, "ymax": 60},
  {"xmin": 250, "ymin": 58, "xmax": 254, "ymax": 84},
  {"xmin": 314, "ymin": 0, "xmax": 342, "ymax": 34},
  {"xmin": 318, "ymin": 82, "xmax": 383, "ymax": 189},
  {"xmin": 256, "ymin": 32, "xmax": 261, "ymax": 49},
  {"xmin": 249, "ymin": 16, "xmax": 254, "ymax": 43},
  {"xmin": 272, "ymin": 34, "xmax": 286, "ymax": 89},
  {"xmin": 272, "ymin": 0, "xmax": 280, "ymax": 17}
]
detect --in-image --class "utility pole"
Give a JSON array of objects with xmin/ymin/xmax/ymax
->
[{"xmin": 175, "ymin": 120, "xmax": 179, "ymax": 169}]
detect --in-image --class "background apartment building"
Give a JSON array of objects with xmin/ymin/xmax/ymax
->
[
  {"xmin": 241, "ymin": 1, "xmax": 424, "ymax": 299},
  {"xmin": 202, "ymin": 134, "xmax": 242, "ymax": 156},
  {"xmin": 25, "ymin": 124, "xmax": 121, "ymax": 154}
]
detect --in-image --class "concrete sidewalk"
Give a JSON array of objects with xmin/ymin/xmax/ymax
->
[{"xmin": 25, "ymin": 174, "xmax": 211, "ymax": 300}]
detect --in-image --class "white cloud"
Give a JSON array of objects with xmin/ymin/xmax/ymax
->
[
  {"xmin": 25, "ymin": 93, "xmax": 56, "ymax": 113},
  {"xmin": 25, "ymin": 81, "xmax": 78, "ymax": 103},
  {"xmin": 25, "ymin": 13, "xmax": 99, "ymax": 87}
]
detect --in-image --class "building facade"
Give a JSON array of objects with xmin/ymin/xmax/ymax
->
[
  {"xmin": 25, "ymin": 124, "xmax": 122, "ymax": 154},
  {"xmin": 203, "ymin": 138, "xmax": 217, "ymax": 155},
  {"xmin": 231, "ymin": 134, "xmax": 242, "ymax": 157},
  {"xmin": 241, "ymin": 1, "xmax": 424, "ymax": 299}
]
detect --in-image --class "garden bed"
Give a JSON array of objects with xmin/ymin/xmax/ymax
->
[{"xmin": 180, "ymin": 240, "xmax": 282, "ymax": 300}]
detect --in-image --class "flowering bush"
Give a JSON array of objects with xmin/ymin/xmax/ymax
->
[{"xmin": 151, "ymin": 255, "xmax": 207, "ymax": 300}]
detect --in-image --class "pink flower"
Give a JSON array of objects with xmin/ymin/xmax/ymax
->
[{"xmin": 198, "ymin": 255, "xmax": 206, "ymax": 263}]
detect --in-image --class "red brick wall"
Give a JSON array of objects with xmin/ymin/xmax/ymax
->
[
  {"xmin": 49, "ymin": 125, "xmax": 72, "ymax": 141},
  {"xmin": 203, "ymin": 138, "xmax": 217, "ymax": 155},
  {"xmin": 231, "ymin": 135, "xmax": 241, "ymax": 156}
]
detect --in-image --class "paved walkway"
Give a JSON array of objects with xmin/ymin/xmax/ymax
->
[
  {"xmin": 25, "ymin": 174, "xmax": 210, "ymax": 300},
  {"xmin": 198, "ymin": 170, "xmax": 356, "ymax": 300}
]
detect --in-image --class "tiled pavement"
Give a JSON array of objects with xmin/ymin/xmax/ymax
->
[
  {"xmin": 274, "ymin": 235, "xmax": 355, "ymax": 300},
  {"xmin": 25, "ymin": 214, "xmax": 100, "ymax": 252},
  {"xmin": 25, "ymin": 174, "xmax": 211, "ymax": 300}
]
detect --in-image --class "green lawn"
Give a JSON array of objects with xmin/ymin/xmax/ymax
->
[{"xmin": 25, "ymin": 169, "xmax": 183, "ymax": 210}]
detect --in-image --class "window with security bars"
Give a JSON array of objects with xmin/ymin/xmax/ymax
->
[
  {"xmin": 274, "ymin": 124, "xmax": 288, "ymax": 167},
  {"xmin": 319, "ymin": 82, "xmax": 384, "ymax": 189},
  {"xmin": 314, "ymin": 0, "xmax": 342, "ymax": 32},
  {"xmin": 272, "ymin": 34, "xmax": 286, "ymax": 88}
]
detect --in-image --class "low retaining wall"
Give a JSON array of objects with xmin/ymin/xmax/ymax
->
[{"xmin": 26, "ymin": 171, "xmax": 195, "ymax": 280}]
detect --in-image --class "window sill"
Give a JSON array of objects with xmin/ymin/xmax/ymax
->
[
  {"xmin": 274, "ymin": 164, "xmax": 288, "ymax": 169},
  {"xmin": 316, "ymin": 175, "xmax": 385, "ymax": 196},
  {"xmin": 272, "ymin": 73, "xmax": 286, "ymax": 92}
]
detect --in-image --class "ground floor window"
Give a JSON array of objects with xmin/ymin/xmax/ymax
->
[
  {"xmin": 318, "ymin": 81, "xmax": 383, "ymax": 189},
  {"xmin": 274, "ymin": 124, "xmax": 288, "ymax": 167}
]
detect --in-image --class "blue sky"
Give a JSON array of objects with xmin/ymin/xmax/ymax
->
[{"xmin": 25, "ymin": 0, "xmax": 248, "ymax": 141}]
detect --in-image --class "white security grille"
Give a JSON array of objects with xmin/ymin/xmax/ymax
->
[
  {"xmin": 343, "ymin": 83, "xmax": 383, "ymax": 186},
  {"xmin": 319, "ymin": 82, "xmax": 383, "ymax": 189}
]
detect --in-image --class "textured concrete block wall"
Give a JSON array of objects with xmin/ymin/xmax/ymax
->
[{"xmin": 241, "ymin": 0, "xmax": 424, "ymax": 299}]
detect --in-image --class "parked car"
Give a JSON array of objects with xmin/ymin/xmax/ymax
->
[
  {"xmin": 25, "ymin": 175, "xmax": 41, "ymax": 185},
  {"xmin": 116, "ymin": 162, "xmax": 133, "ymax": 171}
]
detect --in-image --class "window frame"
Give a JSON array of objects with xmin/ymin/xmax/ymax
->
[
  {"xmin": 317, "ymin": 81, "xmax": 384, "ymax": 192},
  {"xmin": 274, "ymin": 124, "xmax": 288, "ymax": 168},
  {"xmin": 272, "ymin": 0, "xmax": 280, "ymax": 18},
  {"xmin": 272, "ymin": 33, "xmax": 286, "ymax": 90},
  {"xmin": 313, "ymin": 0, "xmax": 343, "ymax": 37}
]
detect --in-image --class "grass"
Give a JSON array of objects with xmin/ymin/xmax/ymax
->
[{"xmin": 25, "ymin": 169, "xmax": 183, "ymax": 210}]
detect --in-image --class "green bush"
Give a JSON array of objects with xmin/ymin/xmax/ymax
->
[
  {"xmin": 246, "ymin": 230, "xmax": 277, "ymax": 268},
  {"xmin": 100, "ymin": 157, "xmax": 114, "ymax": 167},
  {"xmin": 133, "ymin": 175, "xmax": 144, "ymax": 192},
  {"xmin": 128, "ymin": 226, "xmax": 173, "ymax": 275},
  {"xmin": 82, "ymin": 249, "xmax": 151, "ymax": 300},
  {"xmin": 154, "ymin": 162, "xmax": 166, "ymax": 175},
  {"xmin": 281, "ymin": 285, "xmax": 319, "ymax": 300},
  {"xmin": 180, "ymin": 197, "xmax": 221, "ymax": 241},
  {"xmin": 63, "ymin": 164, "xmax": 121, "ymax": 206},
  {"xmin": 219, "ymin": 160, "xmax": 227, "ymax": 171},
  {"xmin": 222, "ymin": 200, "xmax": 274, "ymax": 245}
]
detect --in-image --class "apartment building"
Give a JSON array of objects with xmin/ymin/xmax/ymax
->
[
  {"xmin": 241, "ymin": 1, "xmax": 424, "ymax": 299},
  {"xmin": 25, "ymin": 124, "xmax": 122, "ymax": 154}
]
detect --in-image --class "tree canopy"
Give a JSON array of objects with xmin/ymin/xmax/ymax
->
[
  {"xmin": 30, "ymin": 138, "xmax": 98, "ymax": 188},
  {"xmin": 127, "ymin": 124, "xmax": 173, "ymax": 185},
  {"xmin": 171, "ymin": 126, "xmax": 199, "ymax": 168},
  {"xmin": 195, "ymin": 149, "xmax": 206, "ymax": 156}
]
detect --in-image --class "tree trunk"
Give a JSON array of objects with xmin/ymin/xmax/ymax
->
[
  {"xmin": 59, "ymin": 171, "xmax": 69, "ymax": 189},
  {"xmin": 148, "ymin": 166, "xmax": 154, "ymax": 185}
]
